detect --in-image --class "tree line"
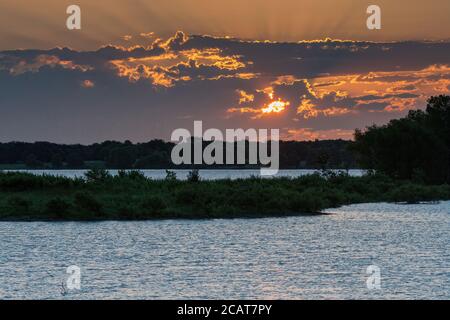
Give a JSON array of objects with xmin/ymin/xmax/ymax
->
[
  {"xmin": 0, "ymin": 139, "xmax": 356, "ymax": 170},
  {"xmin": 1, "ymin": 95, "xmax": 449, "ymax": 183},
  {"xmin": 353, "ymin": 95, "xmax": 450, "ymax": 184}
]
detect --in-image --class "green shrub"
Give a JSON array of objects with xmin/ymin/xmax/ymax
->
[
  {"xmin": 0, "ymin": 173, "xmax": 41, "ymax": 191},
  {"xmin": 388, "ymin": 184, "xmax": 435, "ymax": 203},
  {"xmin": 291, "ymin": 189, "xmax": 328, "ymax": 213},
  {"xmin": 140, "ymin": 195, "xmax": 167, "ymax": 214},
  {"xmin": 116, "ymin": 204, "xmax": 138, "ymax": 218},
  {"xmin": 74, "ymin": 192, "xmax": 102, "ymax": 213},
  {"xmin": 175, "ymin": 186, "xmax": 199, "ymax": 205},
  {"xmin": 1, "ymin": 170, "xmax": 449, "ymax": 220},
  {"xmin": 46, "ymin": 198, "xmax": 71, "ymax": 216},
  {"xmin": 7, "ymin": 196, "xmax": 32, "ymax": 214},
  {"xmin": 165, "ymin": 170, "xmax": 177, "ymax": 181},
  {"xmin": 84, "ymin": 168, "xmax": 111, "ymax": 183},
  {"xmin": 117, "ymin": 170, "xmax": 146, "ymax": 180},
  {"xmin": 187, "ymin": 169, "xmax": 200, "ymax": 183}
]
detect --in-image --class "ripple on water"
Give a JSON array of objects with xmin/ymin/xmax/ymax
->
[{"xmin": 0, "ymin": 201, "xmax": 449, "ymax": 299}]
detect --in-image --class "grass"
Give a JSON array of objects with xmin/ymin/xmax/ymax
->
[{"xmin": 0, "ymin": 169, "xmax": 449, "ymax": 221}]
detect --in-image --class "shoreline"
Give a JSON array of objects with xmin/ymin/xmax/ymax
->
[
  {"xmin": 1, "ymin": 170, "xmax": 449, "ymax": 221},
  {"xmin": 0, "ymin": 201, "xmax": 445, "ymax": 222},
  {"xmin": 0, "ymin": 211, "xmax": 329, "ymax": 222}
]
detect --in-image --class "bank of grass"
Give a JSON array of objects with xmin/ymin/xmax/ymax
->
[{"xmin": 0, "ymin": 169, "xmax": 449, "ymax": 221}]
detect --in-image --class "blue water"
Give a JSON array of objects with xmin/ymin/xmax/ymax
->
[{"xmin": 0, "ymin": 201, "xmax": 448, "ymax": 299}]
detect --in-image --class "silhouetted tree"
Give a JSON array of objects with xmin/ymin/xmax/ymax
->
[
  {"xmin": 66, "ymin": 152, "xmax": 84, "ymax": 168},
  {"xmin": 51, "ymin": 153, "xmax": 64, "ymax": 168},
  {"xmin": 0, "ymin": 139, "xmax": 356, "ymax": 169},
  {"xmin": 353, "ymin": 95, "xmax": 450, "ymax": 184},
  {"xmin": 107, "ymin": 146, "xmax": 136, "ymax": 169},
  {"xmin": 25, "ymin": 154, "xmax": 43, "ymax": 168}
]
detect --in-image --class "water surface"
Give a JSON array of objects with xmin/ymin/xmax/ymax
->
[
  {"xmin": 3, "ymin": 169, "xmax": 364, "ymax": 180},
  {"xmin": 0, "ymin": 201, "xmax": 448, "ymax": 299}
]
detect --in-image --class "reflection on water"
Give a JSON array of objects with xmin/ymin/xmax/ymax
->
[
  {"xmin": 0, "ymin": 202, "xmax": 448, "ymax": 299},
  {"xmin": 2, "ymin": 169, "xmax": 364, "ymax": 180}
]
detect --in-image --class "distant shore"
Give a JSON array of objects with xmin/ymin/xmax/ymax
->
[{"xmin": 0, "ymin": 169, "xmax": 449, "ymax": 221}]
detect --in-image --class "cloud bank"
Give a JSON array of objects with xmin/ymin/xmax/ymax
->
[{"xmin": 0, "ymin": 31, "xmax": 449, "ymax": 143}]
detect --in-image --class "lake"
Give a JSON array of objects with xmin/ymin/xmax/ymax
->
[
  {"xmin": 2, "ymin": 169, "xmax": 364, "ymax": 180},
  {"xmin": 0, "ymin": 201, "xmax": 448, "ymax": 299}
]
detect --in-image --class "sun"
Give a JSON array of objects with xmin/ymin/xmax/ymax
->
[{"xmin": 261, "ymin": 99, "xmax": 290, "ymax": 114}]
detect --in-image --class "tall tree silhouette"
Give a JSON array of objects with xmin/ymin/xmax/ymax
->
[{"xmin": 353, "ymin": 95, "xmax": 450, "ymax": 183}]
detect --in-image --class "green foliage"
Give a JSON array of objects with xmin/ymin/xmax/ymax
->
[
  {"xmin": 0, "ymin": 171, "xmax": 76, "ymax": 191},
  {"xmin": 117, "ymin": 170, "xmax": 146, "ymax": 180},
  {"xmin": 175, "ymin": 185, "xmax": 200, "ymax": 206},
  {"xmin": 0, "ymin": 139, "xmax": 356, "ymax": 170},
  {"xmin": 387, "ymin": 184, "xmax": 449, "ymax": 204},
  {"xmin": 7, "ymin": 196, "xmax": 32, "ymax": 215},
  {"xmin": 292, "ymin": 189, "xmax": 328, "ymax": 213},
  {"xmin": 74, "ymin": 192, "xmax": 102, "ymax": 214},
  {"xmin": 84, "ymin": 168, "xmax": 112, "ymax": 183},
  {"xmin": 0, "ymin": 173, "xmax": 41, "ymax": 191},
  {"xmin": 353, "ymin": 95, "xmax": 450, "ymax": 184},
  {"xmin": 0, "ymin": 171, "xmax": 449, "ymax": 221},
  {"xmin": 66, "ymin": 152, "xmax": 85, "ymax": 168},
  {"xmin": 51, "ymin": 153, "xmax": 64, "ymax": 169},
  {"xmin": 165, "ymin": 170, "xmax": 177, "ymax": 181},
  {"xmin": 140, "ymin": 195, "xmax": 167, "ymax": 215},
  {"xmin": 134, "ymin": 150, "xmax": 171, "ymax": 168},
  {"xmin": 46, "ymin": 198, "xmax": 71, "ymax": 217},
  {"xmin": 25, "ymin": 154, "xmax": 44, "ymax": 168},
  {"xmin": 187, "ymin": 169, "xmax": 200, "ymax": 183},
  {"xmin": 107, "ymin": 146, "xmax": 137, "ymax": 169}
]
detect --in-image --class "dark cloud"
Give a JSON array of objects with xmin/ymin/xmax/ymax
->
[
  {"xmin": 356, "ymin": 93, "xmax": 419, "ymax": 102},
  {"xmin": 1, "ymin": 32, "xmax": 450, "ymax": 142}
]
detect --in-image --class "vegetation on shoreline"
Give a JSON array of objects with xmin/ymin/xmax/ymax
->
[
  {"xmin": 354, "ymin": 95, "xmax": 450, "ymax": 184},
  {"xmin": 0, "ymin": 169, "xmax": 449, "ymax": 221},
  {"xmin": 0, "ymin": 139, "xmax": 356, "ymax": 170},
  {"xmin": 0, "ymin": 95, "xmax": 449, "ymax": 221}
]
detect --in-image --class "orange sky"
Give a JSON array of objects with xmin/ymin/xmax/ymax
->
[
  {"xmin": 1, "ymin": 1, "xmax": 450, "ymax": 143},
  {"xmin": 1, "ymin": 0, "xmax": 450, "ymax": 50}
]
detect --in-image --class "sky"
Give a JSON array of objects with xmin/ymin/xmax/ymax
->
[{"xmin": 0, "ymin": 0, "xmax": 450, "ymax": 143}]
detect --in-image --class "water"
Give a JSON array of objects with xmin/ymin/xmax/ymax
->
[
  {"xmin": 2, "ymin": 169, "xmax": 364, "ymax": 180},
  {"xmin": 0, "ymin": 202, "xmax": 448, "ymax": 300}
]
